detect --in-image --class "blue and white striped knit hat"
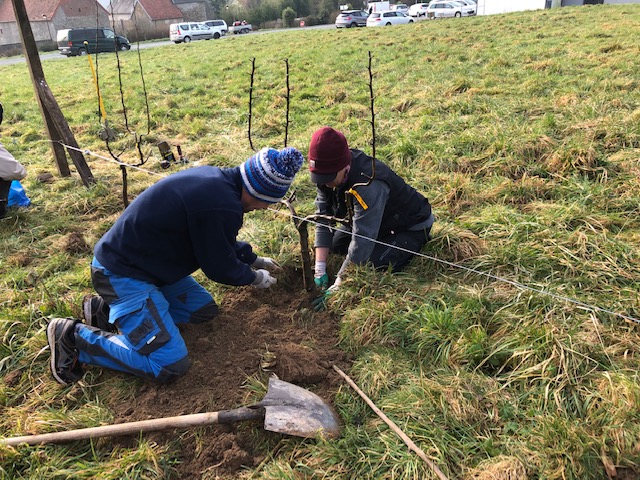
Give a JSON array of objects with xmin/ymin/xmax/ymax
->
[{"xmin": 241, "ymin": 147, "xmax": 304, "ymax": 203}]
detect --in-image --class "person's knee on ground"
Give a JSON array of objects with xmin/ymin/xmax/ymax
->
[
  {"xmin": 74, "ymin": 322, "xmax": 191, "ymax": 384},
  {"xmin": 189, "ymin": 301, "xmax": 219, "ymax": 324},
  {"xmin": 153, "ymin": 355, "xmax": 191, "ymax": 383},
  {"xmin": 370, "ymin": 229, "xmax": 431, "ymax": 273}
]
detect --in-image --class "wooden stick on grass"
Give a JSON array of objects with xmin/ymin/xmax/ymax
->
[{"xmin": 332, "ymin": 365, "xmax": 449, "ymax": 480}]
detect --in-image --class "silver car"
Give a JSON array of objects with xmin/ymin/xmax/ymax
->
[
  {"xmin": 335, "ymin": 10, "xmax": 369, "ymax": 28},
  {"xmin": 169, "ymin": 23, "xmax": 214, "ymax": 43},
  {"xmin": 427, "ymin": 1, "xmax": 476, "ymax": 18}
]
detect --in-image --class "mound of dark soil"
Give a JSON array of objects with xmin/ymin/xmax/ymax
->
[{"xmin": 106, "ymin": 267, "xmax": 351, "ymax": 478}]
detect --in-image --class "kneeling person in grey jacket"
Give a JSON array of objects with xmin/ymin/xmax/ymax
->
[{"xmin": 308, "ymin": 127, "xmax": 434, "ymax": 303}]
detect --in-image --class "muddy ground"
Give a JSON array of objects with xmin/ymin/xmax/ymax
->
[{"xmin": 104, "ymin": 267, "xmax": 352, "ymax": 478}]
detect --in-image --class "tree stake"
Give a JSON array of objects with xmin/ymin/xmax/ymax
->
[{"xmin": 332, "ymin": 365, "xmax": 449, "ymax": 480}]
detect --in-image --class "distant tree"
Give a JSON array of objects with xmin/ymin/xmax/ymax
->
[
  {"xmin": 281, "ymin": 0, "xmax": 296, "ymax": 12},
  {"xmin": 224, "ymin": 0, "xmax": 314, "ymax": 26},
  {"xmin": 294, "ymin": 0, "xmax": 310, "ymax": 16},
  {"xmin": 280, "ymin": 0, "xmax": 310, "ymax": 17},
  {"xmin": 316, "ymin": 0, "xmax": 338, "ymax": 23},
  {"xmin": 282, "ymin": 6, "xmax": 296, "ymax": 26},
  {"xmin": 208, "ymin": 0, "xmax": 228, "ymax": 16}
]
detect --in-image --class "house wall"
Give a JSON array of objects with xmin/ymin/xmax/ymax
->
[
  {"xmin": 113, "ymin": 4, "xmax": 181, "ymax": 41},
  {"xmin": 0, "ymin": 22, "xmax": 22, "ymax": 54},
  {"xmin": 0, "ymin": 22, "xmax": 20, "ymax": 44},
  {"xmin": 0, "ymin": 20, "xmax": 57, "ymax": 53},
  {"xmin": 476, "ymin": 0, "xmax": 549, "ymax": 15},
  {"xmin": 57, "ymin": 3, "xmax": 110, "ymax": 29},
  {"xmin": 174, "ymin": 1, "xmax": 209, "ymax": 21}
]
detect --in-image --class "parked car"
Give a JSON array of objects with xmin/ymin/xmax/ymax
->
[
  {"xmin": 335, "ymin": 10, "xmax": 369, "ymax": 28},
  {"xmin": 228, "ymin": 21, "xmax": 252, "ymax": 34},
  {"xmin": 408, "ymin": 3, "xmax": 430, "ymax": 16},
  {"xmin": 390, "ymin": 3, "xmax": 409, "ymax": 13},
  {"xmin": 366, "ymin": 10, "xmax": 414, "ymax": 26},
  {"xmin": 201, "ymin": 19, "xmax": 228, "ymax": 35},
  {"xmin": 57, "ymin": 28, "xmax": 130, "ymax": 56},
  {"xmin": 452, "ymin": 0, "xmax": 477, "ymax": 13},
  {"xmin": 169, "ymin": 23, "xmax": 216, "ymax": 43},
  {"xmin": 426, "ymin": 0, "xmax": 476, "ymax": 18}
]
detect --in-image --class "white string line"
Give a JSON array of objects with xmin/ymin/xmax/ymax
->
[
  {"xmin": 55, "ymin": 142, "xmax": 640, "ymax": 325},
  {"xmin": 59, "ymin": 142, "xmax": 164, "ymax": 177},
  {"xmin": 271, "ymin": 208, "xmax": 640, "ymax": 325}
]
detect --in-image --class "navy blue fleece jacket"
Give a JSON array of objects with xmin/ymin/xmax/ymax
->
[{"xmin": 94, "ymin": 166, "xmax": 258, "ymax": 286}]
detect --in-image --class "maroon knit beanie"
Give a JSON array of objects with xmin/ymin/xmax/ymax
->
[{"xmin": 308, "ymin": 127, "xmax": 352, "ymax": 184}]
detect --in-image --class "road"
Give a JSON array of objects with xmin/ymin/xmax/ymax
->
[{"xmin": 0, "ymin": 24, "xmax": 334, "ymax": 67}]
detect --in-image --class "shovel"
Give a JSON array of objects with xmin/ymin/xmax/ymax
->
[{"xmin": 1, "ymin": 378, "xmax": 341, "ymax": 447}]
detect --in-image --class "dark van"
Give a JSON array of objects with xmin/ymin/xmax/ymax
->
[{"xmin": 57, "ymin": 28, "xmax": 131, "ymax": 56}]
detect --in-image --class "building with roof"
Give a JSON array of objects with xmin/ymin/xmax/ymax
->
[
  {"xmin": 109, "ymin": 0, "xmax": 189, "ymax": 41},
  {"xmin": 0, "ymin": 0, "xmax": 213, "ymax": 54},
  {"xmin": 0, "ymin": 0, "xmax": 110, "ymax": 54}
]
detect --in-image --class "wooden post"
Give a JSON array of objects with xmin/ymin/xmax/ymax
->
[
  {"xmin": 10, "ymin": 0, "xmax": 95, "ymax": 187},
  {"xmin": 281, "ymin": 197, "xmax": 314, "ymax": 292}
]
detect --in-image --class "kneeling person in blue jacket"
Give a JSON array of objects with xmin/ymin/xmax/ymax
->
[{"xmin": 47, "ymin": 147, "xmax": 304, "ymax": 385}]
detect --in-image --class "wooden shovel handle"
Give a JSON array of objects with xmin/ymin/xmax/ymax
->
[{"xmin": 2, "ymin": 407, "xmax": 264, "ymax": 447}]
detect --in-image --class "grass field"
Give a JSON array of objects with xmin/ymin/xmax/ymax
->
[{"xmin": 1, "ymin": 4, "xmax": 640, "ymax": 479}]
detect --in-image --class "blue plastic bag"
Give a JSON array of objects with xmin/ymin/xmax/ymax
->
[{"xmin": 8, "ymin": 180, "xmax": 31, "ymax": 207}]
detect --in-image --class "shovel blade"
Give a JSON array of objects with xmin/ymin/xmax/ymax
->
[{"xmin": 258, "ymin": 378, "xmax": 341, "ymax": 439}]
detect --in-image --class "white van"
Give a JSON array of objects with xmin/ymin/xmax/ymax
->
[{"xmin": 367, "ymin": 1, "xmax": 390, "ymax": 13}]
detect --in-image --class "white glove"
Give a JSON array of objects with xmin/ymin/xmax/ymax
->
[
  {"xmin": 327, "ymin": 275, "xmax": 343, "ymax": 293},
  {"xmin": 251, "ymin": 269, "xmax": 277, "ymax": 289},
  {"xmin": 252, "ymin": 256, "xmax": 282, "ymax": 272}
]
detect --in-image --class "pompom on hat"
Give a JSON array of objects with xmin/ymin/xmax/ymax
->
[
  {"xmin": 241, "ymin": 147, "xmax": 304, "ymax": 203},
  {"xmin": 308, "ymin": 127, "xmax": 352, "ymax": 185}
]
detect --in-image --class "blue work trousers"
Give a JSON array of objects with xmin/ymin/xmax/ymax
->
[{"xmin": 74, "ymin": 257, "xmax": 218, "ymax": 383}]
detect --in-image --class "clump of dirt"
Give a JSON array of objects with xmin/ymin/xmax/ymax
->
[
  {"xmin": 63, "ymin": 231, "xmax": 91, "ymax": 254},
  {"xmin": 35, "ymin": 172, "xmax": 55, "ymax": 183},
  {"xmin": 106, "ymin": 267, "xmax": 352, "ymax": 478}
]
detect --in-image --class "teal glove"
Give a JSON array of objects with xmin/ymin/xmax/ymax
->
[
  {"xmin": 311, "ymin": 276, "xmax": 342, "ymax": 311},
  {"xmin": 311, "ymin": 290, "xmax": 332, "ymax": 312},
  {"xmin": 314, "ymin": 273, "xmax": 329, "ymax": 291}
]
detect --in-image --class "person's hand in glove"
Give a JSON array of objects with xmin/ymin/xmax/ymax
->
[
  {"xmin": 311, "ymin": 276, "xmax": 342, "ymax": 311},
  {"xmin": 251, "ymin": 269, "xmax": 277, "ymax": 289},
  {"xmin": 314, "ymin": 260, "xmax": 329, "ymax": 291},
  {"xmin": 252, "ymin": 256, "xmax": 282, "ymax": 272}
]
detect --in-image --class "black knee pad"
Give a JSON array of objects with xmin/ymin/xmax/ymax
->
[
  {"xmin": 156, "ymin": 356, "xmax": 191, "ymax": 383},
  {"xmin": 190, "ymin": 301, "xmax": 219, "ymax": 324}
]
